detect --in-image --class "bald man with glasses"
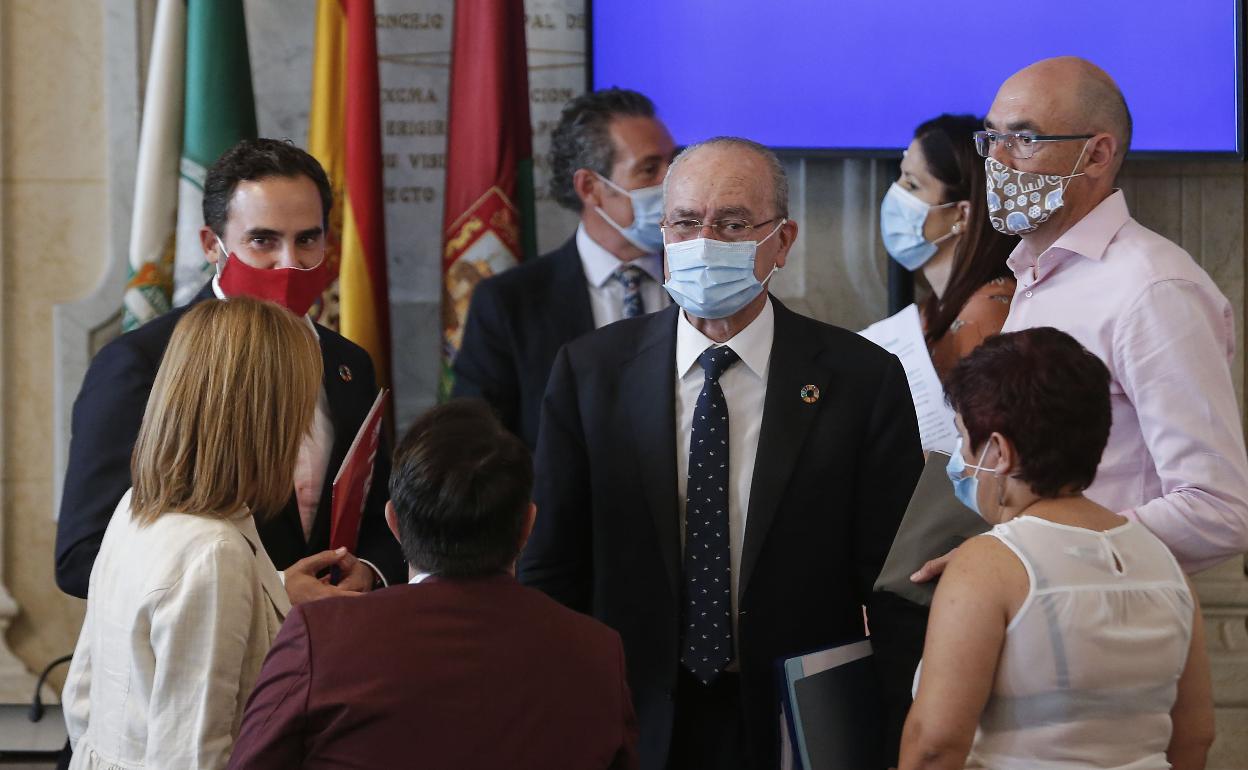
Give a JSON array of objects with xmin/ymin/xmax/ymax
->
[{"xmin": 912, "ymin": 57, "xmax": 1248, "ymax": 585}]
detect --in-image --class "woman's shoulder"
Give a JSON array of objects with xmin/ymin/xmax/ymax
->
[
  {"xmin": 94, "ymin": 506, "xmax": 258, "ymax": 599},
  {"xmin": 963, "ymin": 276, "xmax": 1016, "ymax": 311},
  {"xmin": 945, "ymin": 277, "xmax": 1016, "ymax": 336},
  {"xmin": 129, "ymin": 510, "xmax": 256, "ymax": 566},
  {"xmin": 950, "ymin": 530, "xmax": 1021, "ymax": 569},
  {"xmin": 932, "ymin": 533, "xmax": 1030, "ymax": 622},
  {"xmin": 936, "ymin": 533, "xmax": 1026, "ymax": 592}
]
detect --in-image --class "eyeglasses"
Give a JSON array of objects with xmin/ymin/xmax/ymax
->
[
  {"xmin": 973, "ymin": 130, "xmax": 1094, "ymax": 160},
  {"xmin": 660, "ymin": 217, "xmax": 781, "ymax": 243}
]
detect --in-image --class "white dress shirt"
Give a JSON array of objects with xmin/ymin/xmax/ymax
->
[
  {"xmin": 674, "ymin": 299, "xmax": 774, "ymax": 635},
  {"xmin": 575, "ymin": 224, "xmax": 667, "ymax": 328},
  {"xmin": 213, "ymin": 276, "xmax": 335, "ymax": 542}
]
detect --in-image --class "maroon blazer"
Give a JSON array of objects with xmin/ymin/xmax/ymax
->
[{"xmin": 228, "ymin": 573, "xmax": 638, "ymax": 770}]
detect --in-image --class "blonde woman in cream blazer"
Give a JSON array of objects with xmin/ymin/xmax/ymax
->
[
  {"xmin": 62, "ymin": 297, "xmax": 328, "ymax": 769},
  {"xmin": 64, "ymin": 491, "xmax": 290, "ymax": 769}
]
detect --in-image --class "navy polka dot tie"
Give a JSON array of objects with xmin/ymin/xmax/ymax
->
[
  {"xmin": 613, "ymin": 265, "xmax": 646, "ymax": 319},
  {"xmin": 682, "ymin": 345, "xmax": 739, "ymax": 684}
]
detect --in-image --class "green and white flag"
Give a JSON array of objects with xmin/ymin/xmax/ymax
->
[
  {"xmin": 172, "ymin": 0, "xmax": 257, "ymax": 307},
  {"xmin": 125, "ymin": 0, "xmax": 257, "ymax": 327},
  {"xmin": 122, "ymin": 0, "xmax": 185, "ymax": 331}
]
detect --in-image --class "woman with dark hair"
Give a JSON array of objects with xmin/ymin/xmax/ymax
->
[
  {"xmin": 880, "ymin": 114, "xmax": 1018, "ymax": 378},
  {"xmin": 898, "ymin": 328, "xmax": 1215, "ymax": 770}
]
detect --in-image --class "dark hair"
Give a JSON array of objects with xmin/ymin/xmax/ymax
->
[
  {"xmin": 945, "ymin": 327, "xmax": 1112, "ymax": 498},
  {"xmin": 388, "ymin": 399, "xmax": 533, "ymax": 578},
  {"xmin": 202, "ymin": 138, "xmax": 333, "ymax": 236},
  {"xmin": 912, "ymin": 114, "xmax": 1018, "ymax": 346},
  {"xmin": 548, "ymin": 88, "xmax": 656, "ymax": 212}
]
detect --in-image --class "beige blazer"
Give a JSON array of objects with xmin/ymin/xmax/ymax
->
[{"xmin": 63, "ymin": 490, "xmax": 290, "ymax": 770}]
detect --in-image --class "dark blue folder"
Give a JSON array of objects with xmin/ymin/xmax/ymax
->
[{"xmin": 778, "ymin": 638, "xmax": 883, "ymax": 770}]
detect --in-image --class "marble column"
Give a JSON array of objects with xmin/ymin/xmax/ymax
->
[{"xmin": 0, "ymin": 2, "xmax": 36, "ymax": 702}]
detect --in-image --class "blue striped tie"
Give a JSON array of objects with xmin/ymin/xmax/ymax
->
[{"xmin": 613, "ymin": 266, "xmax": 645, "ymax": 319}]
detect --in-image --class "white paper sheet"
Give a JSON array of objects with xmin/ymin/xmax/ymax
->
[{"xmin": 859, "ymin": 304, "xmax": 958, "ymax": 454}]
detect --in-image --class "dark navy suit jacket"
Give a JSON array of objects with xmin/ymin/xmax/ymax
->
[
  {"xmin": 451, "ymin": 237, "xmax": 594, "ymax": 450},
  {"xmin": 521, "ymin": 298, "xmax": 926, "ymax": 770},
  {"xmin": 55, "ymin": 285, "xmax": 405, "ymax": 598}
]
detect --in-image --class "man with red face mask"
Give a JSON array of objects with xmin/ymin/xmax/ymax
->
[{"xmin": 56, "ymin": 138, "xmax": 405, "ymax": 603}]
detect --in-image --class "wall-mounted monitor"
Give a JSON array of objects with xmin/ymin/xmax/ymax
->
[{"xmin": 589, "ymin": 0, "xmax": 1244, "ymax": 157}]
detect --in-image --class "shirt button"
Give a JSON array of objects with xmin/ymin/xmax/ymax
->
[{"xmin": 1024, "ymin": 290, "xmax": 1034, "ymax": 298}]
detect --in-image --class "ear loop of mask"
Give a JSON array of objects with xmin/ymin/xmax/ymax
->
[
  {"xmin": 214, "ymin": 235, "xmax": 230, "ymax": 278},
  {"xmin": 966, "ymin": 439, "xmax": 998, "ymax": 516},
  {"xmin": 975, "ymin": 438, "xmax": 1013, "ymax": 518},
  {"xmin": 1058, "ymin": 140, "xmax": 1092, "ymax": 191},
  {"xmin": 759, "ymin": 219, "xmax": 787, "ymax": 286},
  {"xmin": 929, "ymin": 202, "xmax": 966, "ymax": 246}
]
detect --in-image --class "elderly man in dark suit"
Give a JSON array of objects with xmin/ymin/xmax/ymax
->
[
  {"xmin": 55, "ymin": 138, "xmax": 405, "ymax": 602},
  {"xmin": 521, "ymin": 137, "xmax": 925, "ymax": 770},
  {"xmin": 452, "ymin": 88, "xmax": 676, "ymax": 450},
  {"xmin": 229, "ymin": 399, "xmax": 638, "ymax": 770}
]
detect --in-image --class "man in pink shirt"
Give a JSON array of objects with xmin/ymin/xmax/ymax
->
[{"xmin": 915, "ymin": 57, "xmax": 1248, "ymax": 576}]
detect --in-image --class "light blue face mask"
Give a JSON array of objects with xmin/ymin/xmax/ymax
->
[
  {"xmin": 594, "ymin": 173, "xmax": 665, "ymax": 254},
  {"xmin": 945, "ymin": 435, "xmax": 995, "ymax": 519},
  {"xmin": 879, "ymin": 182, "xmax": 960, "ymax": 271},
  {"xmin": 662, "ymin": 220, "xmax": 785, "ymax": 319}
]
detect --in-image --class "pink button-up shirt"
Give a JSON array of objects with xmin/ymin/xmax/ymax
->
[{"xmin": 1001, "ymin": 190, "xmax": 1248, "ymax": 571}]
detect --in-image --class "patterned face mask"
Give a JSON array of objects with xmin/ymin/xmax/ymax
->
[{"xmin": 984, "ymin": 141, "xmax": 1088, "ymax": 235}]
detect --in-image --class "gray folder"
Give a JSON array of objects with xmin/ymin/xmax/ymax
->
[{"xmin": 874, "ymin": 453, "xmax": 989, "ymax": 605}]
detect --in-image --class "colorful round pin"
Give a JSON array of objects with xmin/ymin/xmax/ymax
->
[
  {"xmin": 800, "ymin": 384, "xmax": 820, "ymax": 404},
  {"xmin": 338, "ymin": 364, "xmax": 353, "ymax": 383}
]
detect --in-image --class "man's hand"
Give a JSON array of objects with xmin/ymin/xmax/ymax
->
[
  {"xmin": 283, "ymin": 547, "xmax": 366, "ymax": 605},
  {"xmin": 334, "ymin": 550, "xmax": 377, "ymax": 593},
  {"xmin": 910, "ymin": 546, "xmax": 959, "ymax": 584}
]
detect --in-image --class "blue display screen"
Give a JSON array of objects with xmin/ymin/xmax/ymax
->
[{"xmin": 590, "ymin": 0, "xmax": 1242, "ymax": 154}]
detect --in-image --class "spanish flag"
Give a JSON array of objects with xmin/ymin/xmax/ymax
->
[
  {"xmin": 308, "ymin": 0, "xmax": 392, "ymax": 389},
  {"xmin": 440, "ymin": 0, "xmax": 536, "ymax": 399}
]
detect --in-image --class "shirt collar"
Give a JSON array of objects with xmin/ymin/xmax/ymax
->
[
  {"xmin": 575, "ymin": 223, "xmax": 664, "ymax": 288},
  {"xmin": 676, "ymin": 297, "xmax": 774, "ymax": 381},
  {"xmin": 1006, "ymin": 189, "xmax": 1131, "ymax": 279},
  {"xmin": 211, "ymin": 274, "xmax": 319, "ymax": 338},
  {"xmin": 409, "ymin": 572, "xmax": 432, "ymax": 584},
  {"xmin": 230, "ymin": 509, "xmax": 263, "ymax": 552}
]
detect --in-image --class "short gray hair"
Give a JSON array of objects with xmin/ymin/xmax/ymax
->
[
  {"xmin": 547, "ymin": 88, "xmax": 656, "ymax": 212},
  {"xmin": 663, "ymin": 136, "xmax": 789, "ymax": 218}
]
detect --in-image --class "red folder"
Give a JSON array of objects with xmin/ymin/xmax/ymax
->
[{"xmin": 330, "ymin": 389, "xmax": 388, "ymax": 555}]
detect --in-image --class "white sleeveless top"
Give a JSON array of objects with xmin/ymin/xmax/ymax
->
[{"xmin": 924, "ymin": 515, "xmax": 1194, "ymax": 770}]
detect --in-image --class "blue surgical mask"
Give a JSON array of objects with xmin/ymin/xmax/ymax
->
[
  {"xmin": 594, "ymin": 173, "xmax": 665, "ymax": 254},
  {"xmin": 879, "ymin": 183, "xmax": 959, "ymax": 271},
  {"xmin": 663, "ymin": 220, "xmax": 785, "ymax": 319},
  {"xmin": 945, "ymin": 435, "xmax": 995, "ymax": 519}
]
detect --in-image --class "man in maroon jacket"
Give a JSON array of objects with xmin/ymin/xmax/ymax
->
[{"xmin": 229, "ymin": 399, "xmax": 638, "ymax": 770}]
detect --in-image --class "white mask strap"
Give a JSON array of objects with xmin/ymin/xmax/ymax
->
[
  {"xmin": 594, "ymin": 171, "xmax": 630, "ymax": 197},
  {"xmin": 966, "ymin": 439, "xmax": 994, "ymax": 479},
  {"xmin": 758, "ymin": 218, "xmax": 787, "ymax": 246},
  {"xmin": 1060, "ymin": 140, "xmax": 1092, "ymax": 186},
  {"xmin": 214, "ymin": 235, "xmax": 230, "ymax": 277}
]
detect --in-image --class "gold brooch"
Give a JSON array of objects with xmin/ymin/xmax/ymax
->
[{"xmin": 338, "ymin": 364, "xmax": 353, "ymax": 383}]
